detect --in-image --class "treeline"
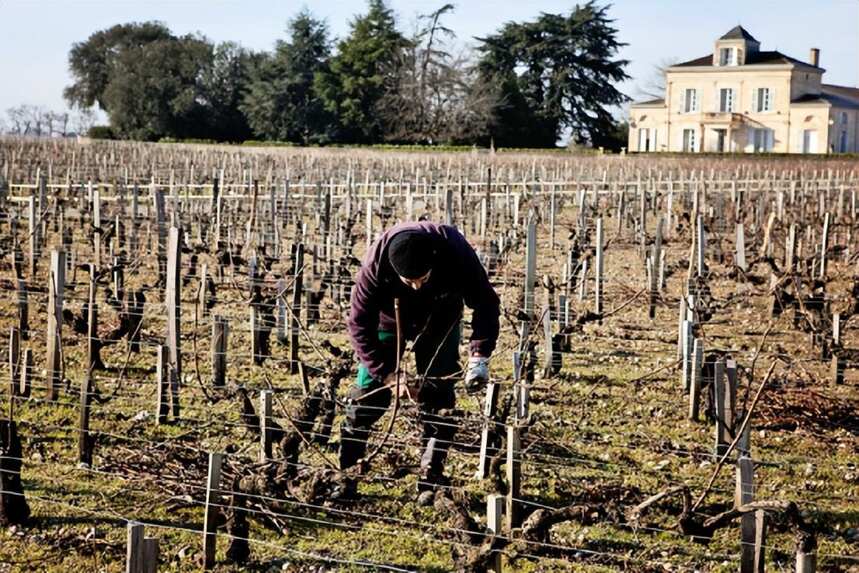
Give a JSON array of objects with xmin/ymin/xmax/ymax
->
[
  {"xmin": 63, "ymin": 1, "xmax": 630, "ymax": 149},
  {"xmin": 2, "ymin": 105, "xmax": 97, "ymax": 138}
]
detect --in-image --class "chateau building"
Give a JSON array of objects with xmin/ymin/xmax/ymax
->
[{"xmin": 628, "ymin": 26, "xmax": 859, "ymax": 154}]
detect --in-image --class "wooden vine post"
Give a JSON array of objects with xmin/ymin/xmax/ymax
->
[
  {"xmin": 736, "ymin": 455, "xmax": 756, "ymax": 572},
  {"xmin": 259, "ymin": 390, "xmax": 273, "ymax": 462},
  {"xmin": 487, "ymin": 494, "xmax": 504, "ymax": 572},
  {"xmin": 87, "ymin": 264, "xmax": 101, "ymax": 369},
  {"xmin": 680, "ymin": 319, "xmax": 693, "ymax": 393},
  {"xmin": 736, "ymin": 222, "xmax": 747, "ymax": 272},
  {"xmin": 15, "ymin": 272, "xmax": 28, "ymax": 343},
  {"xmin": 8, "ymin": 327, "xmax": 20, "ymax": 400},
  {"xmin": 594, "ymin": 217, "xmax": 604, "ymax": 318},
  {"xmin": 46, "ymin": 249, "xmax": 65, "ymax": 401},
  {"xmin": 152, "ymin": 185, "xmax": 167, "ymax": 284},
  {"xmin": 155, "ymin": 346, "xmax": 169, "ymax": 425},
  {"xmin": 688, "ymin": 338, "xmax": 703, "ymax": 420},
  {"xmin": 93, "ymin": 187, "xmax": 102, "ymax": 269},
  {"xmin": 78, "ymin": 265, "xmax": 98, "ymax": 466},
  {"xmin": 818, "ymin": 212, "xmax": 829, "ymax": 280},
  {"xmin": 203, "ymin": 452, "xmax": 224, "ymax": 570},
  {"xmin": 476, "ymin": 381, "xmax": 500, "ymax": 480},
  {"xmin": 505, "ymin": 424, "xmax": 521, "ymax": 532},
  {"xmin": 506, "ymin": 217, "xmax": 537, "ymax": 534},
  {"xmin": 211, "ymin": 316, "xmax": 228, "ymax": 387},
  {"xmin": 516, "ymin": 217, "xmax": 538, "ymax": 417},
  {"xmin": 19, "ymin": 349, "xmax": 32, "ymax": 398},
  {"xmin": 275, "ymin": 279, "xmax": 287, "ymax": 345},
  {"xmin": 289, "ymin": 243, "xmax": 304, "ymax": 374},
  {"xmin": 696, "ymin": 214, "xmax": 706, "ymax": 276},
  {"xmin": 27, "ymin": 196, "xmax": 36, "ymax": 277},
  {"xmin": 648, "ymin": 217, "xmax": 663, "ymax": 318},
  {"xmin": 166, "ymin": 226, "xmax": 182, "ymax": 419},
  {"xmin": 796, "ymin": 544, "xmax": 817, "ymax": 573},
  {"xmin": 126, "ymin": 522, "xmax": 159, "ymax": 573}
]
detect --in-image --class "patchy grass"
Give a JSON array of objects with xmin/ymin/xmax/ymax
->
[{"xmin": 0, "ymin": 213, "xmax": 856, "ymax": 573}]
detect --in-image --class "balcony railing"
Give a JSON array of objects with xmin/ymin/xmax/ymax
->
[{"xmin": 701, "ymin": 111, "xmax": 744, "ymax": 124}]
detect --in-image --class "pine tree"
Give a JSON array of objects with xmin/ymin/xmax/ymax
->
[
  {"xmin": 315, "ymin": 0, "xmax": 410, "ymax": 143},
  {"xmin": 242, "ymin": 10, "xmax": 334, "ymax": 143},
  {"xmin": 199, "ymin": 42, "xmax": 258, "ymax": 142},
  {"xmin": 476, "ymin": 1, "xmax": 630, "ymax": 147}
]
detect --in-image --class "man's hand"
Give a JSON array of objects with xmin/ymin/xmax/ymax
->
[
  {"xmin": 383, "ymin": 372, "xmax": 419, "ymax": 401},
  {"xmin": 464, "ymin": 355, "xmax": 489, "ymax": 394}
]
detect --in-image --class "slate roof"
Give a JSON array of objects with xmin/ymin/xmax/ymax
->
[
  {"xmin": 673, "ymin": 51, "xmax": 822, "ymax": 69},
  {"xmin": 673, "ymin": 55, "xmax": 715, "ymax": 67},
  {"xmin": 719, "ymin": 26, "xmax": 759, "ymax": 42},
  {"xmin": 792, "ymin": 92, "xmax": 859, "ymax": 110},
  {"xmin": 822, "ymin": 84, "xmax": 859, "ymax": 104}
]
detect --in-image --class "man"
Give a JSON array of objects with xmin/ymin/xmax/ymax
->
[{"xmin": 341, "ymin": 221, "xmax": 500, "ymax": 497}]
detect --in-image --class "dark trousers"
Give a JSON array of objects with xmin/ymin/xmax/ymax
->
[{"xmin": 340, "ymin": 322, "xmax": 461, "ymax": 474}]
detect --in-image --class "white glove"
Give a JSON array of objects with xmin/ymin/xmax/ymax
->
[{"xmin": 464, "ymin": 356, "xmax": 489, "ymax": 393}]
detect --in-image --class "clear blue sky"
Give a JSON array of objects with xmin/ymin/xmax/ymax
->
[{"xmin": 1, "ymin": 0, "xmax": 857, "ymax": 116}]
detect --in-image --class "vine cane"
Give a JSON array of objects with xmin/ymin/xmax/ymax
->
[{"xmin": 357, "ymin": 298, "xmax": 403, "ymax": 471}]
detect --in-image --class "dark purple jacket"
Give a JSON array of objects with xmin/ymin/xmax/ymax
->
[{"xmin": 348, "ymin": 221, "xmax": 500, "ymax": 382}]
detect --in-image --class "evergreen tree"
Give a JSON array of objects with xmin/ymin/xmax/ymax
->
[
  {"xmin": 242, "ymin": 10, "xmax": 333, "ymax": 143},
  {"xmin": 476, "ymin": 2, "xmax": 630, "ymax": 147},
  {"xmin": 101, "ymin": 34, "xmax": 212, "ymax": 141},
  {"xmin": 200, "ymin": 42, "xmax": 259, "ymax": 142},
  {"xmin": 315, "ymin": 0, "xmax": 410, "ymax": 143},
  {"xmin": 64, "ymin": 22, "xmax": 173, "ymax": 112},
  {"xmin": 66, "ymin": 23, "xmax": 255, "ymax": 142}
]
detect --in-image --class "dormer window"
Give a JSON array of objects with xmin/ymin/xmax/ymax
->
[
  {"xmin": 719, "ymin": 47, "xmax": 737, "ymax": 66},
  {"xmin": 713, "ymin": 27, "xmax": 758, "ymax": 67}
]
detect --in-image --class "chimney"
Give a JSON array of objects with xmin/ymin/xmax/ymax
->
[{"xmin": 810, "ymin": 48, "xmax": 820, "ymax": 67}]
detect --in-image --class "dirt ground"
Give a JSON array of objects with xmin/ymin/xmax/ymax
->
[{"xmin": 0, "ymin": 155, "xmax": 857, "ymax": 573}]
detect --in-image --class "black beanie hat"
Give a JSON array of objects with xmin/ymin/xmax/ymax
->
[{"xmin": 388, "ymin": 230, "xmax": 435, "ymax": 279}]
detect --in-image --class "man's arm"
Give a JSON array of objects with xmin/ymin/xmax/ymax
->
[
  {"xmin": 456, "ymin": 232, "xmax": 501, "ymax": 358},
  {"xmin": 347, "ymin": 259, "xmax": 392, "ymax": 383}
]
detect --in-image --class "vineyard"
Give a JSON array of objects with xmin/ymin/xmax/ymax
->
[{"xmin": 0, "ymin": 138, "xmax": 856, "ymax": 572}]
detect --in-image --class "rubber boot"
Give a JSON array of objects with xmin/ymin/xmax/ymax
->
[
  {"xmin": 339, "ymin": 425, "xmax": 368, "ymax": 471},
  {"xmin": 417, "ymin": 437, "xmax": 452, "ymax": 503}
]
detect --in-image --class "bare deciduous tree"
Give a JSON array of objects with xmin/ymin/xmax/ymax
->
[
  {"xmin": 72, "ymin": 107, "xmax": 97, "ymax": 135},
  {"xmin": 635, "ymin": 58, "xmax": 678, "ymax": 101},
  {"xmin": 4, "ymin": 106, "xmax": 78, "ymax": 137},
  {"xmin": 50, "ymin": 111, "xmax": 71, "ymax": 137},
  {"xmin": 380, "ymin": 4, "xmax": 498, "ymax": 145},
  {"xmin": 6, "ymin": 105, "xmax": 39, "ymax": 135}
]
